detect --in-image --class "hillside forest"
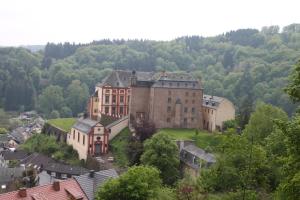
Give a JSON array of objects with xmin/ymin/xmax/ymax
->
[{"xmin": 1, "ymin": 24, "xmax": 300, "ymax": 119}]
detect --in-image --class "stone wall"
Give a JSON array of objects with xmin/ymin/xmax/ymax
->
[{"xmin": 42, "ymin": 123, "xmax": 68, "ymax": 143}]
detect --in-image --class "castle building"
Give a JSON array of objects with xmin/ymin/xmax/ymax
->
[
  {"xmin": 130, "ymin": 71, "xmax": 203, "ymax": 129},
  {"xmin": 87, "ymin": 70, "xmax": 235, "ymax": 132}
]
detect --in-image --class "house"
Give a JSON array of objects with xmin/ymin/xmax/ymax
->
[
  {"xmin": 44, "ymin": 162, "xmax": 89, "ymax": 179},
  {"xmin": 88, "ymin": 70, "xmax": 132, "ymax": 120},
  {"xmin": 20, "ymin": 153, "xmax": 55, "ymax": 171},
  {"xmin": 0, "ymin": 166, "xmax": 25, "ymax": 193},
  {"xmin": 74, "ymin": 169, "xmax": 118, "ymax": 200},
  {"xmin": 0, "ymin": 150, "xmax": 29, "ymax": 167},
  {"xmin": 0, "ymin": 179, "xmax": 88, "ymax": 200},
  {"xmin": 67, "ymin": 115, "xmax": 128, "ymax": 160},
  {"xmin": 202, "ymin": 95, "xmax": 235, "ymax": 132},
  {"xmin": 0, "ymin": 134, "xmax": 19, "ymax": 152},
  {"xmin": 130, "ymin": 71, "xmax": 203, "ymax": 129},
  {"xmin": 178, "ymin": 141, "xmax": 216, "ymax": 176}
]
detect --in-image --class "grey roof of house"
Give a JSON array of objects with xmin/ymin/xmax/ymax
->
[
  {"xmin": 74, "ymin": 169, "xmax": 118, "ymax": 200},
  {"xmin": 96, "ymin": 70, "xmax": 201, "ymax": 88},
  {"xmin": 0, "ymin": 166, "xmax": 24, "ymax": 184},
  {"xmin": 1, "ymin": 150, "xmax": 29, "ymax": 161},
  {"xmin": 44, "ymin": 163, "xmax": 89, "ymax": 175},
  {"xmin": 203, "ymin": 94, "xmax": 225, "ymax": 109},
  {"xmin": 183, "ymin": 144, "xmax": 216, "ymax": 163},
  {"xmin": 0, "ymin": 134, "xmax": 12, "ymax": 143},
  {"xmin": 20, "ymin": 153, "xmax": 55, "ymax": 169},
  {"xmin": 73, "ymin": 118, "xmax": 99, "ymax": 134}
]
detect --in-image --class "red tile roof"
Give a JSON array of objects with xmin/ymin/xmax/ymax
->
[{"xmin": 0, "ymin": 179, "xmax": 88, "ymax": 200}]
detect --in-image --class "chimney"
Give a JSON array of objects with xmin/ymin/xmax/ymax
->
[
  {"xmin": 18, "ymin": 188, "xmax": 27, "ymax": 197},
  {"xmin": 89, "ymin": 170, "xmax": 95, "ymax": 178},
  {"xmin": 53, "ymin": 181, "xmax": 60, "ymax": 191}
]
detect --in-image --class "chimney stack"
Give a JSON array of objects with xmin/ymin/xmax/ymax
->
[
  {"xmin": 18, "ymin": 188, "xmax": 27, "ymax": 197},
  {"xmin": 89, "ymin": 170, "xmax": 95, "ymax": 178},
  {"xmin": 53, "ymin": 181, "xmax": 60, "ymax": 191}
]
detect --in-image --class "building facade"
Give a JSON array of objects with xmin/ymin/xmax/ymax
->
[
  {"xmin": 202, "ymin": 95, "xmax": 235, "ymax": 132},
  {"xmin": 130, "ymin": 71, "xmax": 204, "ymax": 129}
]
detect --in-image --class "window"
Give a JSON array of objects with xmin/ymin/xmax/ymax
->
[
  {"xmin": 120, "ymin": 96, "xmax": 124, "ymax": 103},
  {"xmin": 98, "ymin": 128, "xmax": 101, "ymax": 131},
  {"xmin": 185, "ymin": 83, "xmax": 188, "ymax": 87},
  {"xmin": 167, "ymin": 118, "xmax": 170, "ymax": 123},
  {"xmin": 184, "ymin": 107, "xmax": 188, "ymax": 113},
  {"xmin": 193, "ymin": 83, "xmax": 195, "ymax": 87},
  {"xmin": 120, "ymin": 107, "xmax": 124, "ymax": 114},
  {"xmin": 191, "ymin": 117, "xmax": 194, "ymax": 122},
  {"xmin": 105, "ymin": 107, "xmax": 109, "ymax": 114},
  {"xmin": 168, "ymin": 90, "xmax": 171, "ymax": 95},
  {"xmin": 193, "ymin": 92, "xmax": 196, "ymax": 97},
  {"xmin": 61, "ymin": 174, "xmax": 67, "ymax": 179},
  {"xmin": 73, "ymin": 130, "xmax": 75, "ymax": 140},
  {"xmin": 105, "ymin": 95, "xmax": 109, "ymax": 103},
  {"xmin": 94, "ymin": 109, "xmax": 98, "ymax": 113},
  {"xmin": 192, "ymin": 107, "xmax": 195, "ymax": 114},
  {"xmin": 51, "ymin": 172, "xmax": 56, "ymax": 177},
  {"xmin": 211, "ymin": 110, "xmax": 213, "ymax": 115},
  {"xmin": 167, "ymin": 106, "xmax": 171, "ymax": 112},
  {"xmin": 78, "ymin": 132, "xmax": 80, "ymax": 142},
  {"xmin": 185, "ymin": 99, "xmax": 188, "ymax": 103},
  {"xmin": 105, "ymin": 89, "xmax": 110, "ymax": 94},
  {"xmin": 83, "ymin": 135, "xmax": 85, "ymax": 145},
  {"xmin": 112, "ymin": 95, "xmax": 116, "ymax": 103},
  {"xmin": 162, "ymin": 82, "xmax": 164, "ymax": 86},
  {"xmin": 95, "ymin": 97, "xmax": 99, "ymax": 102},
  {"xmin": 177, "ymin": 82, "xmax": 180, "ymax": 87},
  {"xmin": 169, "ymin": 82, "xmax": 173, "ymax": 87},
  {"xmin": 184, "ymin": 118, "xmax": 187, "ymax": 123},
  {"xmin": 128, "ymin": 96, "xmax": 130, "ymax": 103},
  {"xmin": 192, "ymin": 100, "xmax": 195, "ymax": 104},
  {"xmin": 168, "ymin": 97, "xmax": 171, "ymax": 103},
  {"xmin": 112, "ymin": 107, "xmax": 116, "ymax": 115},
  {"xmin": 185, "ymin": 92, "xmax": 189, "ymax": 96}
]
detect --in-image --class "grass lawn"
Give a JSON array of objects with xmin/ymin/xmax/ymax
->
[
  {"xmin": 158, "ymin": 128, "xmax": 224, "ymax": 151},
  {"xmin": 47, "ymin": 118, "xmax": 76, "ymax": 132},
  {"xmin": 110, "ymin": 127, "xmax": 131, "ymax": 167}
]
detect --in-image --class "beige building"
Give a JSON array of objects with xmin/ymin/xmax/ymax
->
[
  {"xmin": 130, "ymin": 71, "xmax": 203, "ymax": 129},
  {"xmin": 67, "ymin": 116, "xmax": 128, "ymax": 160},
  {"xmin": 202, "ymin": 95, "xmax": 235, "ymax": 132}
]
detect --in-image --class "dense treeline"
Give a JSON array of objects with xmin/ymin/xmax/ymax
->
[{"xmin": 1, "ymin": 23, "xmax": 300, "ymax": 118}]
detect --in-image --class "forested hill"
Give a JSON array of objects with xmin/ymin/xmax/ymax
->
[{"xmin": 1, "ymin": 23, "xmax": 300, "ymax": 118}]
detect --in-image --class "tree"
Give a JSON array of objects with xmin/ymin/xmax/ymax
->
[
  {"xmin": 37, "ymin": 85, "xmax": 64, "ymax": 117},
  {"xmin": 243, "ymin": 102, "xmax": 288, "ymax": 144},
  {"xmin": 65, "ymin": 80, "xmax": 89, "ymax": 116},
  {"xmin": 49, "ymin": 110, "xmax": 60, "ymax": 119},
  {"xmin": 96, "ymin": 166, "xmax": 162, "ymax": 200},
  {"xmin": 285, "ymin": 60, "xmax": 300, "ymax": 102},
  {"xmin": 140, "ymin": 133, "xmax": 180, "ymax": 186}
]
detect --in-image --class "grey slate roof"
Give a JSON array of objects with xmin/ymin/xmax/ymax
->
[
  {"xmin": 183, "ymin": 144, "xmax": 216, "ymax": 163},
  {"xmin": 74, "ymin": 169, "xmax": 118, "ymax": 200},
  {"xmin": 1, "ymin": 150, "xmax": 29, "ymax": 161},
  {"xmin": 44, "ymin": 162, "xmax": 89, "ymax": 175},
  {"xmin": 97, "ymin": 70, "xmax": 201, "ymax": 88},
  {"xmin": 0, "ymin": 166, "xmax": 24, "ymax": 184},
  {"xmin": 203, "ymin": 94, "xmax": 225, "ymax": 109},
  {"xmin": 20, "ymin": 153, "xmax": 55, "ymax": 169},
  {"xmin": 73, "ymin": 118, "xmax": 99, "ymax": 134}
]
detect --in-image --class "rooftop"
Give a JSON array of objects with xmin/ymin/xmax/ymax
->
[
  {"xmin": 0, "ymin": 179, "xmax": 88, "ymax": 200},
  {"xmin": 74, "ymin": 169, "xmax": 118, "ymax": 200},
  {"xmin": 1, "ymin": 149, "xmax": 29, "ymax": 161},
  {"xmin": 20, "ymin": 153, "xmax": 55, "ymax": 170},
  {"xmin": 72, "ymin": 118, "xmax": 99, "ymax": 134},
  {"xmin": 203, "ymin": 94, "xmax": 226, "ymax": 108},
  {"xmin": 0, "ymin": 166, "xmax": 24, "ymax": 184},
  {"xmin": 44, "ymin": 162, "xmax": 89, "ymax": 175}
]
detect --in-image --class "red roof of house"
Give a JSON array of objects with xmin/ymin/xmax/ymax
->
[{"xmin": 0, "ymin": 179, "xmax": 88, "ymax": 200}]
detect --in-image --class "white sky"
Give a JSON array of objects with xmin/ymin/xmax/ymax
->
[{"xmin": 0, "ymin": 0, "xmax": 299, "ymax": 46}]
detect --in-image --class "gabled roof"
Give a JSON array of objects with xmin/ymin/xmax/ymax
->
[
  {"xmin": 72, "ymin": 118, "xmax": 100, "ymax": 134},
  {"xmin": 20, "ymin": 153, "xmax": 55, "ymax": 169},
  {"xmin": 0, "ymin": 179, "xmax": 88, "ymax": 200},
  {"xmin": 0, "ymin": 166, "xmax": 24, "ymax": 184},
  {"xmin": 1, "ymin": 150, "xmax": 29, "ymax": 161},
  {"xmin": 44, "ymin": 163, "xmax": 89, "ymax": 176},
  {"xmin": 203, "ymin": 94, "xmax": 225, "ymax": 108},
  {"xmin": 183, "ymin": 144, "xmax": 216, "ymax": 163},
  {"xmin": 74, "ymin": 169, "xmax": 118, "ymax": 200}
]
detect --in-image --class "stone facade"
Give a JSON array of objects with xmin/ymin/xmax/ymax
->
[{"xmin": 130, "ymin": 71, "xmax": 203, "ymax": 129}]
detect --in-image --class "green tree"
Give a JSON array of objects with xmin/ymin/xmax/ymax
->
[
  {"xmin": 65, "ymin": 80, "xmax": 89, "ymax": 116},
  {"xmin": 96, "ymin": 166, "xmax": 162, "ymax": 200},
  {"xmin": 140, "ymin": 133, "xmax": 180, "ymax": 186},
  {"xmin": 243, "ymin": 102, "xmax": 288, "ymax": 144},
  {"xmin": 285, "ymin": 60, "xmax": 300, "ymax": 102},
  {"xmin": 37, "ymin": 85, "xmax": 64, "ymax": 117}
]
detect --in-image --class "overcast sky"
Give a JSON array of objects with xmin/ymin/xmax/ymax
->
[{"xmin": 0, "ymin": 0, "xmax": 299, "ymax": 46}]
